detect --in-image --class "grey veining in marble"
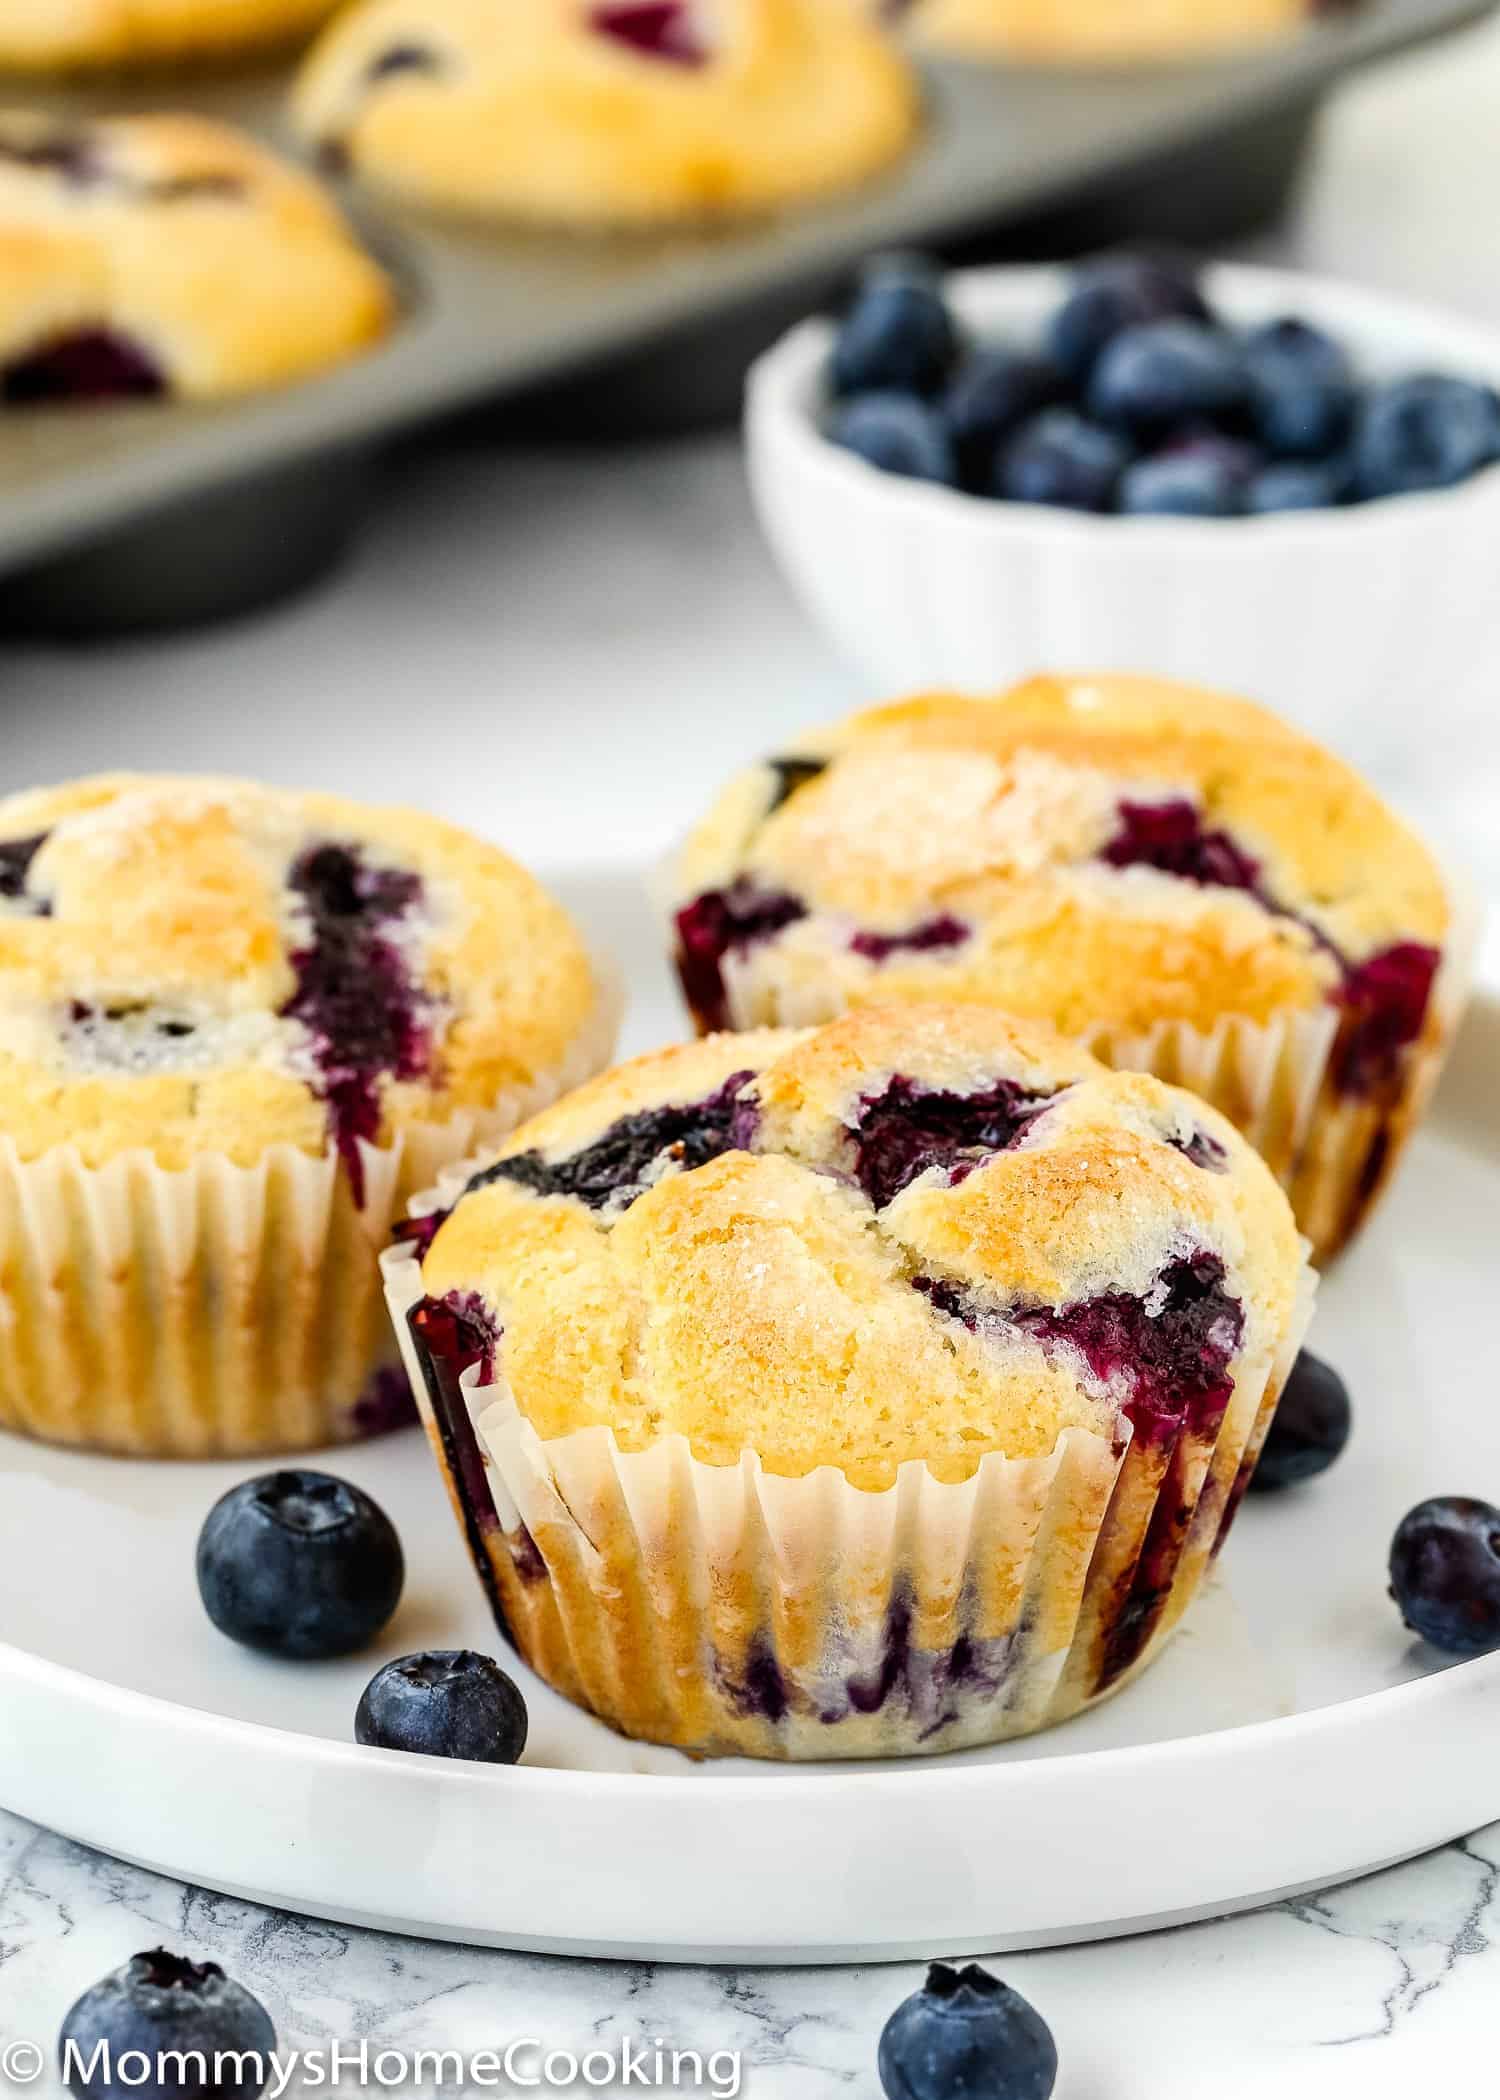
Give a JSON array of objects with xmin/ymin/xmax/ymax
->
[{"xmin": 5, "ymin": 1806, "xmax": 1500, "ymax": 2097}]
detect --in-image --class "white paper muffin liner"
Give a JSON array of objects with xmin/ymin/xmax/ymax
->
[
  {"xmin": 0, "ymin": 981, "xmax": 619, "ymax": 1458},
  {"xmin": 689, "ymin": 865, "xmax": 1480, "ymax": 1268},
  {"xmin": 382, "ymin": 1221, "xmax": 1316, "ymax": 1761}
]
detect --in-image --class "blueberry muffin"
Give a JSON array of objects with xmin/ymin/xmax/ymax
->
[
  {"xmin": 292, "ymin": 0, "xmax": 918, "ymax": 228},
  {"xmin": 0, "ymin": 774, "xmax": 615, "ymax": 1456},
  {"xmin": 0, "ymin": 0, "xmax": 337, "ymax": 70},
  {"xmin": 882, "ymin": 0, "xmax": 1315, "ymax": 61},
  {"xmin": 0, "ymin": 114, "xmax": 392, "ymax": 406},
  {"xmin": 667, "ymin": 676, "xmax": 1470, "ymax": 1266},
  {"xmin": 383, "ymin": 1005, "xmax": 1311, "ymax": 1759}
]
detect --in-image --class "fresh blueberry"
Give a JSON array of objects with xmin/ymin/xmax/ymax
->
[
  {"xmin": 1246, "ymin": 459, "xmax": 1349, "ymax": 513},
  {"xmin": 196, "ymin": 1470, "xmax": 404, "ymax": 1661},
  {"xmin": 828, "ymin": 392, "xmax": 957, "ymax": 485},
  {"xmin": 1048, "ymin": 249, "xmax": 1209, "ymax": 383},
  {"xmin": 1248, "ymin": 1351, "xmax": 1351, "ymax": 1490},
  {"xmin": 1243, "ymin": 317, "xmax": 1355, "ymax": 459},
  {"xmin": 1390, "ymin": 1496, "xmax": 1500, "ymax": 1656},
  {"xmin": 1119, "ymin": 450, "xmax": 1245, "ymax": 516},
  {"xmin": 1351, "ymin": 374, "xmax": 1500, "ymax": 499},
  {"xmin": 997, "ymin": 409, "xmax": 1129, "ymax": 512},
  {"xmin": 356, "ymin": 1650, "xmax": 529, "ymax": 1763},
  {"xmin": 60, "ymin": 1950, "xmax": 275, "ymax": 2100},
  {"xmin": 942, "ymin": 348, "xmax": 1066, "ymax": 489},
  {"xmin": 879, "ymin": 1962, "xmax": 1057, "ymax": 2100},
  {"xmin": 830, "ymin": 255, "xmax": 959, "ymax": 399},
  {"xmin": 1088, "ymin": 320, "xmax": 1246, "ymax": 438}
]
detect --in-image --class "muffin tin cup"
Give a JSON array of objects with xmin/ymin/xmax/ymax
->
[
  {"xmin": 0, "ymin": 984, "xmax": 620, "ymax": 1459},
  {"xmin": 381, "ymin": 1218, "xmax": 1315, "ymax": 1762}
]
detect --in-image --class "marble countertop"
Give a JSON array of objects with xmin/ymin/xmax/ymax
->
[{"xmin": 5, "ymin": 14, "xmax": 1500, "ymax": 2091}]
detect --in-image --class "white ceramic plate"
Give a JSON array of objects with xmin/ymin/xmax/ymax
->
[{"xmin": 2, "ymin": 873, "xmax": 1498, "ymax": 1965}]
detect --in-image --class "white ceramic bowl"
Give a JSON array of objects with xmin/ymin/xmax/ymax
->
[{"xmin": 746, "ymin": 261, "xmax": 1500, "ymax": 755}]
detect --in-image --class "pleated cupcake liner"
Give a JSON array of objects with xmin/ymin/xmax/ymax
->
[
  {"xmin": 382, "ymin": 1229, "xmax": 1316, "ymax": 1761},
  {"xmin": 704, "ymin": 866, "xmax": 1480, "ymax": 1267},
  {"xmin": 0, "ymin": 980, "xmax": 620, "ymax": 1458}
]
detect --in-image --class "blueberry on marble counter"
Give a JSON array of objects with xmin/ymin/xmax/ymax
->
[
  {"xmin": 60, "ymin": 1950, "xmax": 274, "ymax": 2099},
  {"xmin": 879, "ymin": 1962, "xmax": 1057, "ymax": 2100}
]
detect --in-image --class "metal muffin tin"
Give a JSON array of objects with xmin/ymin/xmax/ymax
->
[{"xmin": 1, "ymin": 0, "xmax": 1492, "ymax": 634}]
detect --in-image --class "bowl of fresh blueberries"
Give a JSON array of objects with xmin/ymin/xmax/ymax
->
[{"xmin": 746, "ymin": 249, "xmax": 1500, "ymax": 750}]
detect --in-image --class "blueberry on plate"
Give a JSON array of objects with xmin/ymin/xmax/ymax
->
[
  {"xmin": 1389, "ymin": 1496, "xmax": 1500, "ymax": 1656},
  {"xmin": 1119, "ymin": 450, "xmax": 1246, "ymax": 517},
  {"xmin": 356, "ymin": 1649, "xmax": 529, "ymax": 1764},
  {"xmin": 828, "ymin": 392, "xmax": 957, "ymax": 485},
  {"xmin": 996, "ymin": 408, "xmax": 1128, "ymax": 512},
  {"xmin": 1351, "ymin": 374, "xmax": 1500, "ymax": 499},
  {"xmin": 1248, "ymin": 1350, "xmax": 1352, "ymax": 1489},
  {"xmin": 830, "ymin": 254, "xmax": 959, "ymax": 399},
  {"xmin": 196, "ymin": 1470, "xmax": 404, "ymax": 1661},
  {"xmin": 1088, "ymin": 319, "xmax": 1247, "ymax": 438},
  {"xmin": 1048, "ymin": 248, "xmax": 1209, "ymax": 384},
  {"xmin": 1243, "ymin": 317, "xmax": 1355, "ymax": 459},
  {"xmin": 942, "ymin": 348, "xmax": 1066, "ymax": 489},
  {"xmin": 1246, "ymin": 459, "xmax": 1349, "ymax": 513},
  {"xmin": 60, "ymin": 1949, "xmax": 275, "ymax": 2100},
  {"xmin": 879, "ymin": 1962, "xmax": 1057, "ymax": 2100}
]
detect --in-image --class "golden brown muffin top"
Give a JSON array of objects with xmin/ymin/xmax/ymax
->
[
  {"xmin": 0, "ymin": 113, "xmax": 392, "ymax": 401},
  {"xmin": 422, "ymin": 1003, "xmax": 1303, "ymax": 1489},
  {"xmin": 292, "ymin": 0, "xmax": 918, "ymax": 227},
  {"xmin": 670, "ymin": 674, "xmax": 1450, "ymax": 1039},
  {"xmin": 0, "ymin": 773, "xmax": 603, "ymax": 1186}
]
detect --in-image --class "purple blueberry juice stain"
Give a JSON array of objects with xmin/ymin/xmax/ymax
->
[
  {"xmin": 469, "ymin": 1070, "xmax": 758, "ymax": 1214},
  {"xmin": 916, "ymin": 1252, "xmax": 1244, "ymax": 1451},
  {"xmin": 717, "ymin": 1635, "xmax": 790, "ymax": 1725},
  {"xmin": 349, "ymin": 1363, "xmax": 419, "ymax": 1437},
  {"xmin": 673, "ymin": 882, "xmax": 807, "ymax": 1033},
  {"xmin": 850, "ymin": 914, "xmax": 971, "ymax": 964},
  {"xmin": 1333, "ymin": 940, "xmax": 1441, "ymax": 1094},
  {"xmin": 3, "ymin": 331, "xmax": 166, "ymax": 406},
  {"xmin": 838, "ymin": 1591, "xmax": 1016, "ymax": 1738},
  {"xmin": 365, "ymin": 41, "xmax": 443, "ymax": 81},
  {"xmin": 407, "ymin": 1290, "xmax": 517, "ymax": 1635},
  {"xmin": 281, "ymin": 843, "xmax": 431, "ymax": 1207},
  {"xmin": 850, "ymin": 1074, "xmax": 1058, "ymax": 1211},
  {"xmin": 1099, "ymin": 797, "xmax": 1441, "ymax": 1098},
  {"xmin": 390, "ymin": 1207, "xmax": 449, "ymax": 1259},
  {"xmin": 0, "ymin": 833, "xmax": 49, "ymax": 911},
  {"xmin": 1101, "ymin": 797, "xmax": 1264, "ymax": 893},
  {"xmin": 0, "ymin": 128, "xmax": 103, "ymax": 184},
  {"xmin": 1168, "ymin": 1125, "xmax": 1229, "ymax": 1172},
  {"xmin": 508, "ymin": 1524, "xmax": 548, "ymax": 1585},
  {"xmin": 765, "ymin": 756, "xmax": 828, "ymax": 813},
  {"xmin": 588, "ymin": 1, "xmax": 709, "ymax": 64}
]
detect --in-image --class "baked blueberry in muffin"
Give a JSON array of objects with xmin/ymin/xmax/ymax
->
[
  {"xmin": 668, "ymin": 675, "xmax": 1467, "ymax": 1264},
  {"xmin": 0, "ymin": 773, "xmax": 614, "ymax": 1455},
  {"xmin": 292, "ymin": 0, "xmax": 918, "ymax": 227},
  {"xmin": 384, "ymin": 1005, "xmax": 1310, "ymax": 1759},
  {"xmin": 0, "ymin": 0, "xmax": 337, "ymax": 68},
  {"xmin": 0, "ymin": 114, "xmax": 391, "ymax": 406}
]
